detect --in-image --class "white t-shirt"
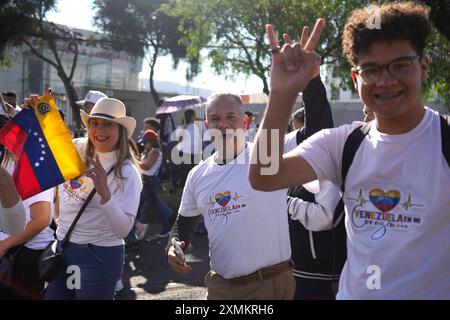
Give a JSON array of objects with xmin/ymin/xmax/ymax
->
[
  {"xmin": 179, "ymin": 144, "xmax": 291, "ymax": 279},
  {"xmin": 0, "ymin": 162, "xmax": 54, "ymax": 250},
  {"xmin": 295, "ymin": 107, "xmax": 450, "ymax": 299},
  {"xmin": 284, "ymin": 129, "xmax": 299, "ymax": 154},
  {"xmin": 0, "ymin": 186, "xmax": 54, "ymax": 250},
  {"xmin": 284, "ymin": 128, "xmax": 322, "ymax": 197},
  {"xmin": 23, "ymin": 189, "xmax": 54, "ymax": 250},
  {"xmin": 140, "ymin": 148, "xmax": 162, "ymax": 177},
  {"xmin": 57, "ymin": 140, "xmax": 142, "ymax": 246},
  {"xmin": 175, "ymin": 123, "xmax": 202, "ymax": 155}
]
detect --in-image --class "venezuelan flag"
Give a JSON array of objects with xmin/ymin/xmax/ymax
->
[{"xmin": 0, "ymin": 94, "xmax": 85, "ymax": 199}]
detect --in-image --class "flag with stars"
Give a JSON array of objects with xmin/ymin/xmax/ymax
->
[{"xmin": 0, "ymin": 94, "xmax": 85, "ymax": 199}]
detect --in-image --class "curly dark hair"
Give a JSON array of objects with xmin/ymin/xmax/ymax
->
[{"xmin": 342, "ymin": 2, "xmax": 431, "ymax": 65}]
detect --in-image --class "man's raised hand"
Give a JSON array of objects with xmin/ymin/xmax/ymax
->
[{"xmin": 266, "ymin": 19, "xmax": 325, "ymax": 95}]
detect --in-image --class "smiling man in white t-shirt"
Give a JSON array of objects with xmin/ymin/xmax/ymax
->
[
  {"xmin": 167, "ymin": 93, "xmax": 294, "ymax": 300},
  {"xmin": 250, "ymin": 3, "xmax": 450, "ymax": 299}
]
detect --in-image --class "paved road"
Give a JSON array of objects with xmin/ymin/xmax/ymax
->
[{"xmin": 116, "ymin": 224, "xmax": 210, "ymax": 300}]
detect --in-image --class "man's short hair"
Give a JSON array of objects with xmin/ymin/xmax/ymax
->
[
  {"xmin": 143, "ymin": 117, "xmax": 160, "ymax": 131},
  {"xmin": 292, "ymin": 108, "xmax": 305, "ymax": 124},
  {"xmin": 206, "ymin": 93, "xmax": 244, "ymax": 117},
  {"xmin": 3, "ymin": 91, "xmax": 16, "ymax": 98},
  {"xmin": 342, "ymin": 2, "xmax": 431, "ymax": 65},
  {"xmin": 184, "ymin": 109, "xmax": 196, "ymax": 124}
]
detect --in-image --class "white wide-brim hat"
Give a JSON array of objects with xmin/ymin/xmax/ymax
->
[{"xmin": 80, "ymin": 97, "xmax": 136, "ymax": 139}]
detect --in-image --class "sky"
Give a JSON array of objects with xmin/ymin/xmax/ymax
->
[{"xmin": 46, "ymin": 0, "xmax": 263, "ymax": 94}]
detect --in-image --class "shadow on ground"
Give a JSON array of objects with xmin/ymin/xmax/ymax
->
[{"xmin": 116, "ymin": 223, "xmax": 210, "ymax": 300}]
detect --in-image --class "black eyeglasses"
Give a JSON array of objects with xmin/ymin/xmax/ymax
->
[{"xmin": 353, "ymin": 55, "xmax": 422, "ymax": 84}]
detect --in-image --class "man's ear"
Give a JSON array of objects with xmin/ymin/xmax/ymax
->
[
  {"xmin": 420, "ymin": 55, "xmax": 430, "ymax": 83},
  {"xmin": 351, "ymin": 69, "xmax": 360, "ymax": 97},
  {"xmin": 204, "ymin": 120, "xmax": 208, "ymax": 129}
]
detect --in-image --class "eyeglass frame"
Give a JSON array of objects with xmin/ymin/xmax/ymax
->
[{"xmin": 353, "ymin": 55, "xmax": 423, "ymax": 84}]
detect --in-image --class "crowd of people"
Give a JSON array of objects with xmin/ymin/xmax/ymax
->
[{"xmin": 0, "ymin": 1, "xmax": 449, "ymax": 300}]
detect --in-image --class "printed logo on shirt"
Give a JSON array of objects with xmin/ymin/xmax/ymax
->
[
  {"xmin": 204, "ymin": 191, "xmax": 246, "ymax": 225},
  {"xmin": 347, "ymin": 188, "xmax": 424, "ymax": 240},
  {"xmin": 61, "ymin": 177, "xmax": 92, "ymax": 202}
]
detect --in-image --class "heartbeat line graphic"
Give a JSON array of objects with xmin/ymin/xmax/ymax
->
[
  {"xmin": 401, "ymin": 194, "xmax": 424, "ymax": 211},
  {"xmin": 204, "ymin": 197, "xmax": 217, "ymax": 207},
  {"xmin": 347, "ymin": 189, "xmax": 369, "ymax": 206},
  {"xmin": 232, "ymin": 193, "xmax": 244, "ymax": 202}
]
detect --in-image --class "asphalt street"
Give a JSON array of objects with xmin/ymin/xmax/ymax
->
[{"xmin": 116, "ymin": 224, "xmax": 209, "ymax": 300}]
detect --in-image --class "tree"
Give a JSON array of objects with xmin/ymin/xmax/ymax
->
[
  {"xmin": 166, "ymin": 0, "xmax": 450, "ymax": 105},
  {"xmin": 164, "ymin": 0, "xmax": 366, "ymax": 95},
  {"xmin": 0, "ymin": 0, "xmax": 56, "ymax": 63},
  {"xmin": 93, "ymin": 0, "xmax": 199, "ymax": 105},
  {"xmin": 0, "ymin": 0, "xmax": 87, "ymax": 125},
  {"xmin": 421, "ymin": 0, "xmax": 450, "ymax": 41}
]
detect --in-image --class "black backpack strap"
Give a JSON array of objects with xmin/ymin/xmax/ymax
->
[
  {"xmin": 332, "ymin": 197, "xmax": 345, "ymax": 227},
  {"xmin": 295, "ymin": 128, "xmax": 303, "ymax": 145},
  {"xmin": 440, "ymin": 114, "xmax": 450, "ymax": 168},
  {"xmin": 341, "ymin": 123, "xmax": 372, "ymax": 192}
]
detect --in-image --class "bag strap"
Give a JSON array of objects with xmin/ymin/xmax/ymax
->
[
  {"xmin": 60, "ymin": 165, "xmax": 115, "ymax": 249},
  {"xmin": 6, "ymin": 245, "xmax": 24, "ymax": 262},
  {"xmin": 296, "ymin": 128, "xmax": 303, "ymax": 145},
  {"xmin": 341, "ymin": 122, "xmax": 372, "ymax": 193},
  {"xmin": 440, "ymin": 114, "xmax": 450, "ymax": 168}
]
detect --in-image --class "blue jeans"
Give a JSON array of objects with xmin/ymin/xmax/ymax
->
[
  {"xmin": 44, "ymin": 241, "xmax": 124, "ymax": 300},
  {"xmin": 139, "ymin": 175, "xmax": 172, "ymax": 231}
]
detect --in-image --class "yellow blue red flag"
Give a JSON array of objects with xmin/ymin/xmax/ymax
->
[{"xmin": 0, "ymin": 94, "xmax": 85, "ymax": 199}]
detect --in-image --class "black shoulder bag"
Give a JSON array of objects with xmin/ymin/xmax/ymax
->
[{"xmin": 39, "ymin": 166, "xmax": 115, "ymax": 283}]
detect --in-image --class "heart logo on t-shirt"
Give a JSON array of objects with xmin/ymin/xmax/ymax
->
[
  {"xmin": 70, "ymin": 178, "xmax": 83, "ymax": 190},
  {"xmin": 369, "ymin": 188, "xmax": 401, "ymax": 212},
  {"xmin": 215, "ymin": 191, "xmax": 231, "ymax": 207}
]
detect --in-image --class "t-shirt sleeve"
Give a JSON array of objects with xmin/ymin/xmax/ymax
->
[
  {"xmin": 110, "ymin": 163, "xmax": 143, "ymax": 217},
  {"xmin": 292, "ymin": 125, "xmax": 356, "ymax": 187},
  {"xmin": 23, "ymin": 188, "xmax": 54, "ymax": 207},
  {"xmin": 284, "ymin": 130, "xmax": 298, "ymax": 153},
  {"xmin": 178, "ymin": 169, "xmax": 201, "ymax": 217}
]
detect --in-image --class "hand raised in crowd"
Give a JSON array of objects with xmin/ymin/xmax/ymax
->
[
  {"xmin": 167, "ymin": 240, "xmax": 192, "ymax": 274},
  {"xmin": 21, "ymin": 87, "xmax": 53, "ymax": 110},
  {"xmin": 298, "ymin": 25, "xmax": 321, "ymax": 79},
  {"xmin": 1, "ymin": 101, "xmax": 16, "ymax": 117},
  {"xmin": 85, "ymin": 154, "xmax": 111, "ymax": 204},
  {"xmin": 266, "ymin": 18, "xmax": 325, "ymax": 95},
  {"xmin": 22, "ymin": 94, "xmax": 40, "ymax": 110}
]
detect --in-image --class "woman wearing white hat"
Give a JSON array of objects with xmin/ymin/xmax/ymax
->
[{"xmin": 45, "ymin": 98, "xmax": 143, "ymax": 300}]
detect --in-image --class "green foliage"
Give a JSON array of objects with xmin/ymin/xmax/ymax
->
[
  {"xmin": 164, "ymin": 0, "xmax": 449, "ymax": 104},
  {"xmin": 0, "ymin": 0, "xmax": 56, "ymax": 63},
  {"xmin": 94, "ymin": 0, "xmax": 199, "ymax": 103},
  {"xmin": 426, "ymin": 31, "xmax": 450, "ymax": 108},
  {"xmin": 164, "ymin": 0, "xmax": 367, "ymax": 94},
  {"xmin": 93, "ymin": 1, "xmax": 198, "ymax": 77}
]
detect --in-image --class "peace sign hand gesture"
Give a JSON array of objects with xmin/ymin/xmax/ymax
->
[
  {"xmin": 85, "ymin": 154, "xmax": 111, "ymax": 204},
  {"xmin": 267, "ymin": 19, "xmax": 325, "ymax": 96}
]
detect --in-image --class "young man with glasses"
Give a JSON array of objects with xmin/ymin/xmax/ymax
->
[{"xmin": 250, "ymin": 2, "xmax": 450, "ymax": 299}]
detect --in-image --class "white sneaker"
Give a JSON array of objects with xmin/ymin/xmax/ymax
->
[
  {"xmin": 115, "ymin": 279, "xmax": 124, "ymax": 292},
  {"xmin": 135, "ymin": 223, "xmax": 149, "ymax": 240},
  {"xmin": 145, "ymin": 233, "xmax": 159, "ymax": 242},
  {"xmin": 157, "ymin": 230, "xmax": 170, "ymax": 238}
]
